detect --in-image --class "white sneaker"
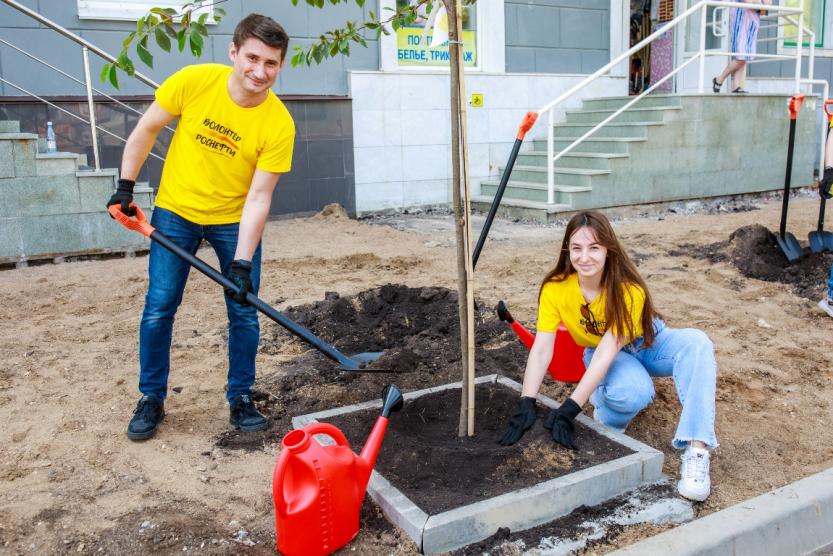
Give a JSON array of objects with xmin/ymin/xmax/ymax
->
[
  {"xmin": 677, "ymin": 445, "xmax": 711, "ymax": 502},
  {"xmin": 819, "ymin": 298, "xmax": 833, "ymax": 318},
  {"xmin": 592, "ymin": 408, "xmax": 626, "ymax": 433}
]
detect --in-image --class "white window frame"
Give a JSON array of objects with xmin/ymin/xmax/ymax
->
[
  {"xmin": 379, "ymin": 0, "xmax": 504, "ymax": 73},
  {"xmin": 77, "ymin": 1, "xmax": 215, "ymax": 22},
  {"xmin": 777, "ymin": 0, "xmax": 833, "ymax": 57}
]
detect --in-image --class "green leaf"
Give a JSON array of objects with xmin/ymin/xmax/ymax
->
[
  {"xmin": 215, "ymin": 7, "xmax": 226, "ymax": 16},
  {"xmin": 198, "ymin": 12, "xmax": 208, "ymax": 25},
  {"xmin": 136, "ymin": 37, "xmax": 153, "ymax": 68},
  {"xmin": 117, "ymin": 52, "xmax": 135, "ymax": 76},
  {"xmin": 154, "ymin": 27, "xmax": 172, "ymax": 52},
  {"xmin": 137, "ymin": 17, "xmax": 145, "ymax": 35},
  {"xmin": 108, "ymin": 64, "xmax": 119, "ymax": 89},
  {"xmin": 291, "ymin": 50, "xmax": 304, "ymax": 67},
  {"xmin": 149, "ymin": 7, "xmax": 176, "ymax": 17},
  {"xmin": 163, "ymin": 22, "xmax": 177, "ymax": 38},
  {"xmin": 391, "ymin": 18, "xmax": 400, "ymax": 31},
  {"xmin": 177, "ymin": 28, "xmax": 187, "ymax": 52},
  {"xmin": 189, "ymin": 31, "xmax": 203, "ymax": 57},
  {"xmin": 122, "ymin": 31, "xmax": 136, "ymax": 48},
  {"xmin": 100, "ymin": 62, "xmax": 111, "ymax": 84},
  {"xmin": 193, "ymin": 22, "xmax": 208, "ymax": 37}
]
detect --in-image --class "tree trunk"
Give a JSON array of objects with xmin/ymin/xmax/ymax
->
[{"xmin": 444, "ymin": 0, "xmax": 476, "ymax": 437}]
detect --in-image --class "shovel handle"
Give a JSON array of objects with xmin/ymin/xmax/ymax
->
[
  {"xmin": 516, "ymin": 111, "xmax": 539, "ymax": 141},
  {"xmin": 824, "ymin": 99, "xmax": 833, "ymax": 122},
  {"xmin": 788, "ymin": 94, "xmax": 804, "ymax": 120},
  {"xmin": 108, "ymin": 204, "xmax": 155, "ymax": 237}
]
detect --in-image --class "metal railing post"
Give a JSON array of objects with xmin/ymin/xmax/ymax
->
[
  {"xmin": 547, "ymin": 109, "xmax": 554, "ymax": 204},
  {"xmin": 795, "ymin": 0, "xmax": 804, "ymax": 94},
  {"xmin": 82, "ymin": 47, "xmax": 100, "ymax": 171},
  {"xmin": 698, "ymin": 3, "xmax": 708, "ymax": 94}
]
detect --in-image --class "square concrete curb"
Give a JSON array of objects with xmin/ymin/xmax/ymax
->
[
  {"xmin": 292, "ymin": 375, "xmax": 664, "ymax": 554},
  {"xmin": 608, "ymin": 466, "xmax": 833, "ymax": 556},
  {"xmin": 292, "ymin": 375, "xmax": 663, "ymax": 554}
]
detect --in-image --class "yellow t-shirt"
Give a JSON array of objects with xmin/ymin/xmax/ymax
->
[
  {"xmin": 153, "ymin": 64, "xmax": 295, "ymax": 225},
  {"xmin": 536, "ymin": 273, "xmax": 645, "ymax": 348}
]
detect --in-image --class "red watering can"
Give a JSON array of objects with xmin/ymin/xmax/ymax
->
[
  {"xmin": 497, "ymin": 300, "xmax": 586, "ymax": 383},
  {"xmin": 273, "ymin": 384, "xmax": 403, "ymax": 556}
]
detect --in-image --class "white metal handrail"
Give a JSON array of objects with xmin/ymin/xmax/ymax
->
[{"xmin": 536, "ymin": 0, "xmax": 806, "ymax": 204}]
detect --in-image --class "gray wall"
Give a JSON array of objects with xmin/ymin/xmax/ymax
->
[
  {"xmin": 0, "ymin": 0, "xmax": 378, "ymax": 97},
  {"xmin": 504, "ymin": 0, "xmax": 610, "ymax": 74}
]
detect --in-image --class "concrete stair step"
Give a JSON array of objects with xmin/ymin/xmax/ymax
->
[
  {"xmin": 581, "ymin": 94, "xmax": 683, "ymax": 111},
  {"xmin": 480, "ymin": 179, "xmax": 591, "ymax": 204},
  {"xmin": 516, "ymin": 151, "xmax": 628, "ymax": 170},
  {"xmin": 553, "ymin": 121, "xmax": 664, "ymax": 138},
  {"xmin": 535, "ymin": 137, "xmax": 647, "ymax": 154},
  {"xmin": 36, "ymin": 152, "xmax": 84, "ymax": 176},
  {"xmin": 0, "ymin": 120, "xmax": 21, "ymax": 133},
  {"xmin": 565, "ymin": 106, "xmax": 680, "ymax": 124},
  {"xmin": 471, "ymin": 195, "xmax": 575, "ymax": 223},
  {"xmin": 501, "ymin": 164, "xmax": 609, "ymax": 187}
]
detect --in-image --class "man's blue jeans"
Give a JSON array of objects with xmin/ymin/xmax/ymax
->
[
  {"xmin": 827, "ymin": 262, "xmax": 833, "ymax": 300},
  {"xmin": 583, "ymin": 320, "xmax": 718, "ymax": 449},
  {"xmin": 139, "ymin": 207, "xmax": 262, "ymax": 402}
]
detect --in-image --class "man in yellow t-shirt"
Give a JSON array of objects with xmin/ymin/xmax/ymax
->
[{"xmin": 106, "ymin": 14, "xmax": 295, "ymax": 441}]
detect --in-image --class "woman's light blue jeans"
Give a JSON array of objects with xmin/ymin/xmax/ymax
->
[
  {"xmin": 583, "ymin": 320, "xmax": 718, "ymax": 449},
  {"xmin": 138, "ymin": 207, "xmax": 262, "ymax": 403}
]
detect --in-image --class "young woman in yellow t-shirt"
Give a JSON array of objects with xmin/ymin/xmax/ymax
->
[{"xmin": 498, "ymin": 210, "xmax": 718, "ymax": 502}]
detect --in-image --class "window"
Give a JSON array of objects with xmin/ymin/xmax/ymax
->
[
  {"xmin": 684, "ymin": 1, "xmax": 722, "ymax": 53},
  {"xmin": 784, "ymin": 0, "xmax": 825, "ymax": 48},
  {"xmin": 77, "ymin": 1, "xmax": 214, "ymax": 22},
  {"xmin": 393, "ymin": 0, "xmax": 478, "ymax": 69}
]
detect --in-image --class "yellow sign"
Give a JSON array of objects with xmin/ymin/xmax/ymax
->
[
  {"xmin": 396, "ymin": 26, "xmax": 477, "ymax": 67},
  {"xmin": 471, "ymin": 94, "xmax": 483, "ymax": 107}
]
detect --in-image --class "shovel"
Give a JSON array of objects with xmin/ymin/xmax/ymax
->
[
  {"xmin": 472, "ymin": 111, "xmax": 538, "ymax": 269},
  {"xmin": 775, "ymin": 94, "xmax": 805, "ymax": 264},
  {"xmin": 109, "ymin": 205, "xmax": 388, "ymax": 372},
  {"xmin": 809, "ymin": 100, "xmax": 833, "ymax": 253}
]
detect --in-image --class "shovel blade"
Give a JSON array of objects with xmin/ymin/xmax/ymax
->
[
  {"xmin": 809, "ymin": 230, "xmax": 833, "ymax": 253},
  {"xmin": 338, "ymin": 351, "xmax": 386, "ymax": 372},
  {"xmin": 776, "ymin": 232, "xmax": 804, "ymax": 263}
]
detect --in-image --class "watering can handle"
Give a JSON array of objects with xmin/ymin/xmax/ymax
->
[{"xmin": 303, "ymin": 422, "xmax": 351, "ymax": 447}]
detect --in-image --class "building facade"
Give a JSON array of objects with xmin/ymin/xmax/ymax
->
[{"xmin": 0, "ymin": 0, "xmax": 828, "ymax": 217}]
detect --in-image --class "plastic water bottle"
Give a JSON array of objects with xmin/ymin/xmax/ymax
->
[{"xmin": 46, "ymin": 121, "xmax": 57, "ymax": 153}]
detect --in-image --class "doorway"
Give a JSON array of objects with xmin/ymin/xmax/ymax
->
[
  {"xmin": 674, "ymin": 0, "xmax": 728, "ymax": 92},
  {"xmin": 629, "ymin": 0, "xmax": 653, "ymax": 95}
]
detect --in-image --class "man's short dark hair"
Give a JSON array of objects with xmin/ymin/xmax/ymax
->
[{"xmin": 233, "ymin": 14, "xmax": 289, "ymax": 61}]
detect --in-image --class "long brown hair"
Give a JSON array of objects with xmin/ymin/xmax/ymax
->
[{"xmin": 538, "ymin": 211, "xmax": 660, "ymax": 346}]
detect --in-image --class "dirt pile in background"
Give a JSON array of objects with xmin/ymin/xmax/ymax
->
[{"xmin": 670, "ymin": 224, "xmax": 832, "ymax": 300}]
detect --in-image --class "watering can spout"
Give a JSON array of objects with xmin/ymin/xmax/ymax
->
[{"xmin": 356, "ymin": 384, "xmax": 403, "ymax": 491}]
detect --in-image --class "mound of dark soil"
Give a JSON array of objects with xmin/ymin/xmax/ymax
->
[
  {"xmin": 669, "ymin": 224, "xmax": 832, "ymax": 300},
  {"xmin": 326, "ymin": 381, "xmax": 633, "ymax": 515},
  {"xmin": 216, "ymin": 285, "xmax": 550, "ymax": 451}
]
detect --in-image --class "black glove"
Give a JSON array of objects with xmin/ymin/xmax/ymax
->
[
  {"xmin": 224, "ymin": 259, "xmax": 253, "ymax": 305},
  {"xmin": 497, "ymin": 396, "xmax": 537, "ymax": 446},
  {"xmin": 821, "ymin": 167, "xmax": 833, "ymax": 200},
  {"xmin": 543, "ymin": 398, "xmax": 582, "ymax": 450},
  {"xmin": 106, "ymin": 179, "xmax": 136, "ymax": 217}
]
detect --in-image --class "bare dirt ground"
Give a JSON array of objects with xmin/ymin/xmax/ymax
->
[{"xmin": 1, "ymin": 195, "xmax": 832, "ymax": 555}]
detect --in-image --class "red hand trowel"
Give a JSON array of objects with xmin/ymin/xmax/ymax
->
[
  {"xmin": 497, "ymin": 301, "xmax": 586, "ymax": 383},
  {"xmin": 273, "ymin": 384, "xmax": 404, "ymax": 556}
]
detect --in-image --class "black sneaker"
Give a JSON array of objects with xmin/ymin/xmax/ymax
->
[
  {"xmin": 127, "ymin": 394, "xmax": 164, "ymax": 440},
  {"xmin": 229, "ymin": 394, "xmax": 268, "ymax": 431}
]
